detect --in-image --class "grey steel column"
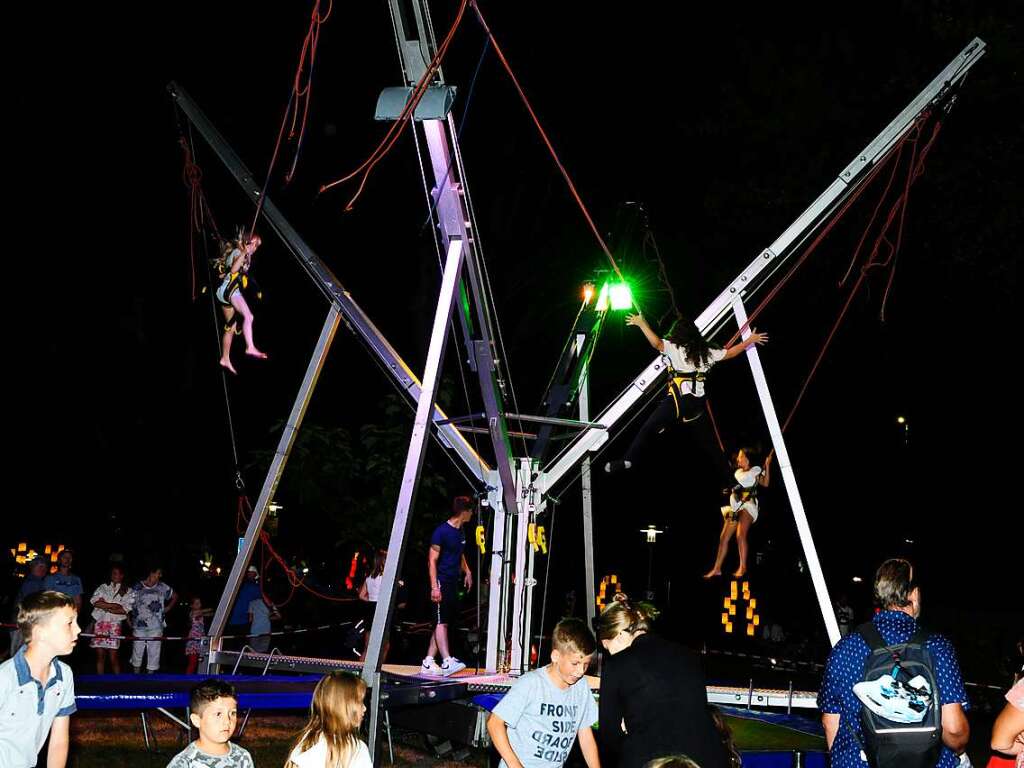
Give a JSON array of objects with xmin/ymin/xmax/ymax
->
[
  {"xmin": 577, "ymin": 335, "xmax": 597, "ymax": 628},
  {"xmin": 364, "ymin": 238, "xmax": 465, "ymax": 737},
  {"xmin": 207, "ymin": 308, "xmax": 341, "ymax": 668},
  {"xmin": 732, "ymin": 299, "xmax": 840, "ymax": 646},
  {"xmin": 168, "ymin": 83, "xmax": 489, "ymax": 484},
  {"xmin": 541, "ymin": 38, "xmax": 986, "ymax": 491}
]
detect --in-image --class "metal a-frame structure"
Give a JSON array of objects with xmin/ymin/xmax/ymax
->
[{"xmin": 173, "ymin": 5, "xmax": 983, "ymax": 751}]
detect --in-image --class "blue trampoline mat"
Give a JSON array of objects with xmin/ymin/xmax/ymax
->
[{"xmin": 75, "ymin": 674, "xmax": 323, "ymax": 710}]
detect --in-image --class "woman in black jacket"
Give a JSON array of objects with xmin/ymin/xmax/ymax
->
[{"xmin": 596, "ymin": 594, "xmax": 730, "ymax": 768}]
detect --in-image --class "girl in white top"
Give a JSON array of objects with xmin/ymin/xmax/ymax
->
[
  {"xmin": 358, "ymin": 550, "xmax": 403, "ymax": 662},
  {"xmin": 215, "ymin": 231, "xmax": 267, "ymax": 374},
  {"xmin": 605, "ymin": 313, "xmax": 767, "ymax": 482},
  {"xmin": 286, "ymin": 671, "xmax": 373, "ymax": 768},
  {"xmin": 704, "ymin": 448, "xmax": 772, "ymax": 579},
  {"xmin": 89, "ymin": 564, "xmax": 135, "ymax": 673}
]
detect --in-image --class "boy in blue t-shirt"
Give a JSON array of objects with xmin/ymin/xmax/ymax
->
[
  {"xmin": 0, "ymin": 591, "xmax": 80, "ymax": 767},
  {"xmin": 421, "ymin": 495, "xmax": 475, "ymax": 677},
  {"xmin": 487, "ymin": 618, "xmax": 601, "ymax": 768}
]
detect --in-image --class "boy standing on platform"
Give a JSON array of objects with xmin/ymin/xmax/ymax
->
[
  {"xmin": 421, "ymin": 495, "xmax": 475, "ymax": 678},
  {"xmin": 487, "ymin": 618, "xmax": 601, "ymax": 768}
]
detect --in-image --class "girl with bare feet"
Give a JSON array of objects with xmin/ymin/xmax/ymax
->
[
  {"xmin": 704, "ymin": 449, "xmax": 771, "ymax": 579},
  {"xmin": 216, "ymin": 231, "xmax": 267, "ymax": 373}
]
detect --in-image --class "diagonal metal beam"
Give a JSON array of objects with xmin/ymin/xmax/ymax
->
[
  {"xmin": 364, "ymin": 239, "xmax": 465, "ymax": 707},
  {"xmin": 207, "ymin": 307, "xmax": 341, "ymax": 668},
  {"xmin": 540, "ymin": 38, "xmax": 986, "ymax": 491},
  {"xmin": 168, "ymin": 82, "xmax": 490, "ymax": 485}
]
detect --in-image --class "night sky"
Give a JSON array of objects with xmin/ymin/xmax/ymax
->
[{"xmin": 11, "ymin": 3, "xmax": 1021, "ymax": 672}]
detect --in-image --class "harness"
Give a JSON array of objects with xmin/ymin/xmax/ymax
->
[{"xmin": 666, "ymin": 369, "xmax": 706, "ymax": 422}]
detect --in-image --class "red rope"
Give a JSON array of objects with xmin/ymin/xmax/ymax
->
[
  {"xmin": 237, "ymin": 495, "xmax": 356, "ymax": 604},
  {"xmin": 470, "ymin": 1, "xmax": 624, "ymax": 283},
  {"xmin": 248, "ymin": 0, "xmax": 333, "ymax": 238},
  {"xmin": 777, "ymin": 118, "xmax": 942, "ymax": 434},
  {"xmin": 180, "ymin": 138, "xmax": 203, "ymax": 301},
  {"xmin": 319, "ymin": 0, "xmax": 470, "ymax": 211},
  {"xmin": 180, "ymin": 138, "xmax": 224, "ymax": 301},
  {"xmin": 704, "ymin": 400, "xmax": 725, "ymax": 454},
  {"xmin": 721, "ymin": 120, "xmax": 915, "ymax": 350}
]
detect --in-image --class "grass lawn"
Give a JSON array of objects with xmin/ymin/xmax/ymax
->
[
  {"xmin": 725, "ymin": 714, "xmax": 826, "ymax": 752},
  {"xmin": 67, "ymin": 712, "xmax": 486, "ymax": 768}
]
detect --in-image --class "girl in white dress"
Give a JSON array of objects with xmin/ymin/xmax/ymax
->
[{"xmin": 704, "ymin": 448, "xmax": 772, "ymax": 579}]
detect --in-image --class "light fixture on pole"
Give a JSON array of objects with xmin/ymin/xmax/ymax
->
[{"xmin": 639, "ymin": 525, "xmax": 664, "ymax": 599}]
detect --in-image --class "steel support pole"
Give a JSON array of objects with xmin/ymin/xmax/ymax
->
[
  {"xmin": 208, "ymin": 308, "xmax": 341, "ymax": 667},
  {"xmin": 732, "ymin": 299, "xmax": 840, "ymax": 646},
  {"xmin": 578, "ymin": 334, "xmax": 597, "ymax": 629},
  {"xmin": 364, "ymin": 238, "xmax": 466, "ymax": 693}
]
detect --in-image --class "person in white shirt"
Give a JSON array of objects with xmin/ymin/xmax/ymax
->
[
  {"xmin": 358, "ymin": 549, "xmax": 401, "ymax": 662},
  {"xmin": 89, "ymin": 565, "xmax": 134, "ymax": 674},
  {"xmin": 604, "ymin": 313, "xmax": 767, "ymax": 485},
  {"xmin": 286, "ymin": 672, "xmax": 373, "ymax": 768},
  {"xmin": 704, "ymin": 448, "xmax": 772, "ymax": 579}
]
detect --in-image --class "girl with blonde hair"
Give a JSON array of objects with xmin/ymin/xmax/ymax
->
[{"xmin": 286, "ymin": 671, "xmax": 372, "ymax": 768}]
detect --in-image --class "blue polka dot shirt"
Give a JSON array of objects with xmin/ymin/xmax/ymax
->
[{"xmin": 817, "ymin": 610, "xmax": 969, "ymax": 768}]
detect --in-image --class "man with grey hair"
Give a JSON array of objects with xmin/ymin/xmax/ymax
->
[{"xmin": 817, "ymin": 558, "xmax": 970, "ymax": 768}]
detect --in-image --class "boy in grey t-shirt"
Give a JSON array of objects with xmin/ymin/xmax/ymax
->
[
  {"xmin": 166, "ymin": 679, "xmax": 254, "ymax": 768},
  {"xmin": 488, "ymin": 618, "xmax": 600, "ymax": 768}
]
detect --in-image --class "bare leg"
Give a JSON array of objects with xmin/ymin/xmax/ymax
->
[
  {"xmin": 110, "ymin": 648, "xmax": 121, "ymax": 675},
  {"xmin": 705, "ymin": 519, "xmax": 738, "ymax": 578},
  {"xmin": 733, "ymin": 510, "xmax": 754, "ymax": 578},
  {"xmin": 95, "ymin": 648, "xmax": 105, "ymax": 675},
  {"xmin": 229, "ymin": 292, "xmax": 266, "ymax": 359},
  {"xmin": 219, "ymin": 306, "xmax": 237, "ymax": 374}
]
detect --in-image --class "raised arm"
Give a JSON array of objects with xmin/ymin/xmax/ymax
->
[
  {"xmin": 758, "ymin": 453, "xmax": 773, "ymax": 487},
  {"xmin": 228, "ymin": 249, "xmax": 248, "ymax": 274},
  {"xmin": 625, "ymin": 314, "xmax": 664, "ymax": 353},
  {"xmin": 721, "ymin": 329, "xmax": 769, "ymax": 360}
]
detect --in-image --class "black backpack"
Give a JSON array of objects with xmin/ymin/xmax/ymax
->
[{"xmin": 853, "ymin": 622, "xmax": 943, "ymax": 768}]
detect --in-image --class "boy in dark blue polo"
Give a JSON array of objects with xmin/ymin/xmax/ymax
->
[
  {"xmin": 422, "ymin": 495, "xmax": 475, "ymax": 677},
  {"xmin": 0, "ymin": 591, "xmax": 80, "ymax": 767}
]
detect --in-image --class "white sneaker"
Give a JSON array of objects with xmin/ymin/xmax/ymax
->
[
  {"xmin": 421, "ymin": 657, "xmax": 442, "ymax": 676},
  {"xmin": 441, "ymin": 657, "xmax": 466, "ymax": 677}
]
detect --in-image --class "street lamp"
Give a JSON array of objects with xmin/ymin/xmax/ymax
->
[{"xmin": 639, "ymin": 525, "xmax": 664, "ymax": 600}]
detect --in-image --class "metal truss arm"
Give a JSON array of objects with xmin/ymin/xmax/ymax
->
[
  {"xmin": 541, "ymin": 38, "xmax": 985, "ymax": 492},
  {"xmin": 167, "ymin": 82, "xmax": 489, "ymax": 484}
]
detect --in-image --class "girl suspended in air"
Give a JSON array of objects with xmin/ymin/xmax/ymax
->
[
  {"xmin": 604, "ymin": 313, "xmax": 768, "ymax": 484},
  {"xmin": 216, "ymin": 231, "xmax": 267, "ymax": 373},
  {"xmin": 704, "ymin": 448, "xmax": 771, "ymax": 579}
]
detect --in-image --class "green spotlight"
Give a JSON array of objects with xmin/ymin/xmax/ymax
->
[
  {"xmin": 595, "ymin": 280, "xmax": 633, "ymax": 311},
  {"xmin": 609, "ymin": 282, "xmax": 633, "ymax": 310}
]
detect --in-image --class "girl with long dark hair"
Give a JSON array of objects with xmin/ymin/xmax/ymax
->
[{"xmin": 604, "ymin": 313, "xmax": 767, "ymax": 483}]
